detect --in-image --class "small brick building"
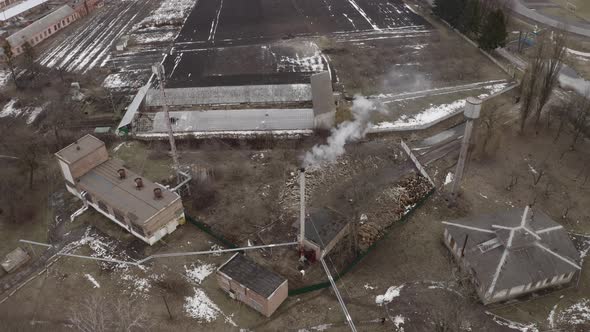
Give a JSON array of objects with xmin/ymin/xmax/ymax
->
[{"xmin": 217, "ymin": 253, "xmax": 288, "ymax": 317}]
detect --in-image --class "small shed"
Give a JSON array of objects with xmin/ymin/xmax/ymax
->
[
  {"xmin": 442, "ymin": 206, "xmax": 581, "ymax": 304},
  {"xmin": 301, "ymin": 208, "xmax": 351, "ymax": 260},
  {"xmin": 1, "ymin": 247, "xmax": 30, "ymax": 273},
  {"xmin": 217, "ymin": 253, "xmax": 288, "ymax": 317}
]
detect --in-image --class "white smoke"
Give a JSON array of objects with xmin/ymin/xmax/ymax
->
[{"xmin": 303, "ymin": 96, "xmax": 382, "ymax": 169}]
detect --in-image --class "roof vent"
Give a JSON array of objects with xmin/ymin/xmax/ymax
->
[
  {"xmin": 134, "ymin": 177, "xmax": 144, "ymax": 189},
  {"xmin": 153, "ymin": 187, "xmax": 163, "ymax": 200},
  {"xmin": 117, "ymin": 169, "xmax": 126, "ymax": 179}
]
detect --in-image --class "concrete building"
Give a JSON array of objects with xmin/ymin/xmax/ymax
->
[
  {"xmin": 4, "ymin": 0, "xmax": 102, "ymax": 56},
  {"xmin": 217, "ymin": 253, "xmax": 288, "ymax": 317},
  {"xmin": 55, "ymin": 134, "xmax": 185, "ymax": 245},
  {"xmin": 118, "ymin": 72, "xmax": 336, "ymax": 136},
  {"xmin": 442, "ymin": 206, "xmax": 581, "ymax": 304}
]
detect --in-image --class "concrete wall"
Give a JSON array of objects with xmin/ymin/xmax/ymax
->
[
  {"xmin": 266, "ymin": 280, "xmax": 288, "ymax": 317},
  {"xmin": 149, "ymin": 108, "xmax": 315, "ymax": 133},
  {"xmin": 311, "ymin": 71, "xmax": 335, "ymax": 129}
]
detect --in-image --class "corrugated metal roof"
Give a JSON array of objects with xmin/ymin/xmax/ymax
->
[
  {"xmin": 0, "ymin": 0, "xmax": 50, "ymax": 21},
  {"xmin": 145, "ymin": 84, "xmax": 312, "ymax": 107},
  {"xmin": 218, "ymin": 254, "xmax": 286, "ymax": 298},
  {"xmin": 148, "ymin": 108, "xmax": 314, "ymax": 132},
  {"xmin": 6, "ymin": 5, "xmax": 74, "ymax": 47}
]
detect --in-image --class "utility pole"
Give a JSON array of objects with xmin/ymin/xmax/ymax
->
[
  {"xmin": 152, "ymin": 63, "xmax": 180, "ymax": 181},
  {"xmin": 451, "ymin": 97, "xmax": 481, "ymax": 198},
  {"xmin": 299, "ymin": 168, "xmax": 306, "ymax": 254}
]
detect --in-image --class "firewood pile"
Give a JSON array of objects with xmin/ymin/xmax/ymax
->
[{"xmin": 358, "ymin": 172, "xmax": 433, "ymax": 250}]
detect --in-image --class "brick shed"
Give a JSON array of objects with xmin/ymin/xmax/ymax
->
[{"xmin": 217, "ymin": 253, "xmax": 288, "ymax": 317}]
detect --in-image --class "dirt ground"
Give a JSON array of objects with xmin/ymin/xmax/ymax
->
[{"xmin": 1, "ymin": 1, "xmax": 590, "ymax": 331}]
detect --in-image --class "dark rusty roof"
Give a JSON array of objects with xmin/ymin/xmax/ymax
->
[{"xmin": 218, "ymin": 254, "xmax": 286, "ymax": 298}]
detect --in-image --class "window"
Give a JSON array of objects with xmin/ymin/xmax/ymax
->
[
  {"xmin": 97, "ymin": 200, "xmax": 108, "ymax": 212},
  {"xmin": 57, "ymin": 23, "xmax": 61, "ymax": 28},
  {"xmin": 67, "ymin": 17, "xmax": 70, "ymax": 23}
]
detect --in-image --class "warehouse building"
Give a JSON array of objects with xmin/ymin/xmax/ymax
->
[
  {"xmin": 118, "ymin": 71, "xmax": 336, "ymax": 136},
  {"xmin": 217, "ymin": 253, "xmax": 288, "ymax": 317},
  {"xmin": 55, "ymin": 134, "xmax": 185, "ymax": 245},
  {"xmin": 442, "ymin": 206, "xmax": 581, "ymax": 304}
]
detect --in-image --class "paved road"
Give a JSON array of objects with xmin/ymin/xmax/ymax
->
[
  {"xmin": 496, "ymin": 46, "xmax": 590, "ymax": 95},
  {"xmin": 511, "ymin": 0, "xmax": 590, "ymax": 38}
]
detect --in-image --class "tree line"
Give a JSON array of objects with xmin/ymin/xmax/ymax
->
[{"xmin": 433, "ymin": 0, "xmax": 509, "ymax": 51}]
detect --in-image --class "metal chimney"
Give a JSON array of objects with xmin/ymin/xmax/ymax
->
[
  {"xmin": 153, "ymin": 187, "xmax": 163, "ymax": 200},
  {"xmin": 299, "ymin": 168, "xmax": 306, "ymax": 249},
  {"xmin": 117, "ymin": 168, "xmax": 126, "ymax": 179},
  {"xmin": 134, "ymin": 177, "xmax": 144, "ymax": 189}
]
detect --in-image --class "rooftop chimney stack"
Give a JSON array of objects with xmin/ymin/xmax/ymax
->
[
  {"xmin": 134, "ymin": 177, "xmax": 144, "ymax": 189},
  {"xmin": 153, "ymin": 187, "xmax": 163, "ymax": 200},
  {"xmin": 299, "ymin": 168, "xmax": 306, "ymax": 250},
  {"xmin": 118, "ymin": 168, "xmax": 126, "ymax": 179}
]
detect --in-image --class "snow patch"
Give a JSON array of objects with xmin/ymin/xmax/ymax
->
[
  {"xmin": 84, "ymin": 274, "xmax": 100, "ymax": 288},
  {"xmin": 376, "ymin": 285, "xmax": 404, "ymax": 305},
  {"xmin": 487, "ymin": 312, "xmax": 538, "ymax": 332},
  {"xmin": 185, "ymin": 261, "xmax": 215, "ymax": 285},
  {"xmin": 134, "ymin": 0, "xmax": 196, "ymax": 29},
  {"xmin": 393, "ymin": 315, "xmax": 405, "ymax": 331},
  {"xmin": 444, "ymin": 172, "xmax": 454, "ymax": 186},
  {"xmin": 184, "ymin": 288, "xmax": 220, "ymax": 322},
  {"xmin": 558, "ymin": 299, "xmax": 590, "ymax": 327}
]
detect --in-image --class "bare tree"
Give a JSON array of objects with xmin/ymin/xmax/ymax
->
[
  {"xmin": 571, "ymin": 91, "xmax": 590, "ymax": 149},
  {"xmin": 519, "ymin": 33, "xmax": 548, "ymax": 133},
  {"xmin": 69, "ymin": 295, "xmax": 151, "ymax": 332},
  {"xmin": 534, "ymin": 30, "xmax": 567, "ymax": 127},
  {"xmin": 22, "ymin": 41, "xmax": 37, "ymax": 75},
  {"xmin": 2, "ymin": 41, "xmax": 19, "ymax": 89}
]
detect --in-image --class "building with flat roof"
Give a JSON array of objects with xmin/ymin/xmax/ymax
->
[
  {"xmin": 442, "ymin": 206, "xmax": 581, "ymax": 304},
  {"xmin": 217, "ymin": 253, "xmax": 288, "ymax": 317},
  {"xmin": 55, "ymin": 134, "xmax": 185, "ymax": 245},
  {"xmin": 119, "ymin": 72, "xmax": 336, "ymax": 136}
]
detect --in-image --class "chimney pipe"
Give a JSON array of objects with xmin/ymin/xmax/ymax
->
[
  {"xmin": 117, "ymin": 168, "xmax": 126, "ymax": 179},
  {"xmin": 153, "ymin": 187, "xmax": 163, "ymax": 199},
  {"xmin": 134, "ymin": 177, "xmax": 144, "ymax": 189},
  {"xmin": 299, "ymin": 168, "xmax": 306, "ymax": 250}
]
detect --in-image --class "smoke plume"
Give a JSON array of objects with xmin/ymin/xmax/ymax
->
[{"xmin": 303, "ymin": 96, "xmax": 381, "ymax": 169}]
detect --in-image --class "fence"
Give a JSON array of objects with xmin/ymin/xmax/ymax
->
[{"xmin": 184, "ymin": 187, "xmax": 435, "ymax": 296}]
